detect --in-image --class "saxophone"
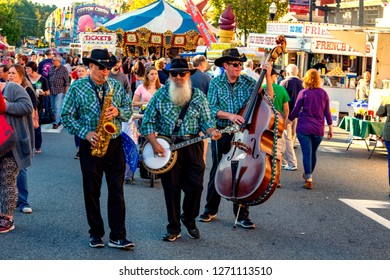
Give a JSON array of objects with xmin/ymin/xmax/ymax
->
[{"xmin": 91, "ymin": 78, "xmax": 118, "ymax": 157}]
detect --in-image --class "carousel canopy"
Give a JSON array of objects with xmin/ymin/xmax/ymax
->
[{"xmin": 104, "ymin": 0, "xmax": 198, "ymax": 34}]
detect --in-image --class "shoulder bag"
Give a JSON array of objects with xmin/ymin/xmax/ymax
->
[{"xmin": 0, "ymin": 89, "xmax": 17, "ymax": 157}]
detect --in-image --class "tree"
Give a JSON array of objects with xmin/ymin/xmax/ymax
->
[
  {"xmin": 0, "ymin": 2, "xmax": 23, "ymax": 45},
  {"xmin": 209, "ymin": 0, "xmax": 289, "ymax": 46}
]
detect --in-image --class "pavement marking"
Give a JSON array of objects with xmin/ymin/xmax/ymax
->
[
  {"xmin": 318, "ymin": 146, "xmax": 343, "ymax": 153},
  {"xmin": 41, "ymin": 124, "xmax": 63, "ymax": 133},
  {"xmin": 339, "ymin": 198, "xmax": 390, "ymax": 230}
]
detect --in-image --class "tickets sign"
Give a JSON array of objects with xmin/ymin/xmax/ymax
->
[{"xmin": 79, "ymin": 32, "xmax": 117, "ymax": 53}]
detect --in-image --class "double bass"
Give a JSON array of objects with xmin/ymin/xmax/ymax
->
[{"xmin": 215, "ymin": 35, "xmax": 287, "ymax": 207}]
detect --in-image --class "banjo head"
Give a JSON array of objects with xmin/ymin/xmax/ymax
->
[{"xmin": 141, "ymin": 136, "xmax": 177, "ymax": 174}]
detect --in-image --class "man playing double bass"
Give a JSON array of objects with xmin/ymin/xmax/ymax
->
[{"xmin": 198, "ymin": 48, "xmax": 274, "ymax": 229}]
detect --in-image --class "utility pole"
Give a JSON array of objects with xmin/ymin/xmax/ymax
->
[{"xmin": 358, "ymin": 0, "xmax": 364, "ymax": 26}]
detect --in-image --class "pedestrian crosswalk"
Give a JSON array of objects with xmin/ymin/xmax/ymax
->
[{"xmin": 41, "ymin": 124, "xmax": 64, "ymax": 133}]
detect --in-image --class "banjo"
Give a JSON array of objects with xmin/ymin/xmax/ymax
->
[{"xmin": 141, "ymin": 125, "xmax": 239, "ymax": 174}]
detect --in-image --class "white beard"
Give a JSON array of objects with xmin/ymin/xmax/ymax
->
[{"xmin": 169, "ymin": 79, "xmax": 192, "ymax": 107}]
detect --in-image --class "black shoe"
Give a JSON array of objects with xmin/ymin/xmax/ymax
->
[
  {"xmin": 198, "ymin": 212, "xmax": 217, "ymax": 222},
  {"xmin": 52, "ymin": 123, "xmax": 60, "ymax": 129},
  {"xmin": 162, "ymin": 232, "xmax": 181, "ymax": 242},
  {"xmin": 108, "ymin": 239, "xmax": 135, "ymax": 249},
  {"xmin": 236, "ymin": 219, "xmax": 256, "ymax": 229},
  {"xmin": 74, "ymin": 152, "xmax": 80, "ymax": 159},
  {"xmin": 89, "ymin": 236, "xmax": 104, "ymax": 248},
  {"xmin": 181, "ymin": 219, "xmax": 200, "ymax": 239}
]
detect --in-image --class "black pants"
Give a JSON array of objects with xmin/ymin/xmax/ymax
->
[
  {"xmin": 79, "ymin": 136, "xmax": 127, "ymax": 240},
  {"xmin": 204, "ymin": 133, "xmax": 250, "ymax": 220},
  {"xmin": 160, "ymin": 140, "xmax": 205, "ymax": 234}
]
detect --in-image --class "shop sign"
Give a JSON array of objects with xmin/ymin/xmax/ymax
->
[
  {"xmin": 267, "ymin": 22, "xmax": 360, "ymax": 39},
  {"xmin": 79, "ymin": 32, "xmax": 116, "ymax": 53},
  {"xmin": 247, "ymin": 34, "xmax": 277, "ymax": 48},
  {"xmin": 266, "ymin": 22, "xmax": 304, "ymax": 36},
  {"xmin": 311, "ymin": 38, "xmax": 373, "ymax": 57},
  {"xmin": 289, "ymin": 0, "xmax": 309, "ymax": 14}
]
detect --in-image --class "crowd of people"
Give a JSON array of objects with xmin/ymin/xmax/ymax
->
[{"xmin": 1, "ymin": 46, "xmax": 388, "ymax": 253}]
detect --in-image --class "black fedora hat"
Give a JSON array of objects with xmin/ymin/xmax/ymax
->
[
  {"xmin": 214, "ymin": 48, "xmax": 247, "ymax": 67},
  {"xmin": 82, "ymin": 49, "xmax": 117, "ymax": 69},
  {"xmin": 163, "ymin": 58, "xmax": 196, "ymax": 75}
]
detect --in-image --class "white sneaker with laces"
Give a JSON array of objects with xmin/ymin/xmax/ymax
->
[{"xmin": 283, "ymin": 165, "xmax": 298, "ymax": 171}]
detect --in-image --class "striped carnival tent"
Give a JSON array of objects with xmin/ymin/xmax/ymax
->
[{"xmin": 104, "ymin": 0, "xmax": 198, "ymax": 34}]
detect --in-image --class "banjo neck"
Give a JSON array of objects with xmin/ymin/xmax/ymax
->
[
  {"xmin": 169, "ymin": 125, "xmax": 239, "ymax": 152},
  {"xmin": 170, "ymin": 134, "xmax": 211, "ymax": 152}
]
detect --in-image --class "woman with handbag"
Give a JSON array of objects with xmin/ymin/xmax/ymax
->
[
  {"xmin": 8, "ymin": 64, "xmax": 37, "ymax": 214},
  {"xmin": 26, "ymin": 61, "xmax": 50, "ymax": 154},
  {"xmin": 0, "ymin": 81, "xmax": 34, "ymax": 233}
]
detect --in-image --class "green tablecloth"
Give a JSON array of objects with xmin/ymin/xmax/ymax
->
[{"xmin": 339, "ymin": 116, "xmax": 384, "ymax": 138}]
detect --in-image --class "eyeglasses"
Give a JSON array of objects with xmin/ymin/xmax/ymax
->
[
  {"xmin": 170, "ymin": 71, "xmax": 189, "ymax": 77},
  {"xmin": 227, "ymin": 62, "xmax": 243, "ymax": 68}
]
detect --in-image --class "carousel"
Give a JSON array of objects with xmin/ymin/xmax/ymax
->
[{"xmin": 97, "ymin": 0, "xmax": 204, "ymax": 58}]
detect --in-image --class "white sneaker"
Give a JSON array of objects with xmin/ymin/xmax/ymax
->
[
  {"xmin": 283, "ymin": 165, "xmax": 298, "ymax": 171},
  {"xmin": 21, "ymin": 207, "xmax": 33, "ymax": 214}
]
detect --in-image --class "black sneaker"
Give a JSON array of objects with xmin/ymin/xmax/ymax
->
[
  {"xmin": 74, "ymin": 152, "xmax": 80, "ymax": 159},
  {"xmin": 89, "ymin": 236, "xmax": 104, "ymax": 248},
  {"xmin": 185, "ymin": 226, "xmax": 200, "ymax": 239},
  {"xmin": 198, "ymin": 212, "xmax": 217, "ymax": 222},
  {"xmin": 162, "ymin": 232, "xmax": 181, "ymax": 242},
  {"xmin": 236, "ymin": 219, "xmax": 256, "ymax": 229},
  {"xmin": 108, "ymin": 239, "xmax": 135, "ymax": 249}
]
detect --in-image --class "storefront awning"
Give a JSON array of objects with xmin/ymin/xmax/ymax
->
[{"xmin": 328, "ymin": 30, "xmax": 367, "ymax": 55}]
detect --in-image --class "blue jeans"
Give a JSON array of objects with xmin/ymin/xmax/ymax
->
[
  {"xmin": 17, "ymin": 168, "xmax": 30, "ymax": 209},
  {"xmin": 385, "ymin": 140, "xmax": 390, "ymax": 186},
  {"xmin": 297, "ymin": 133, "xmax": 323, "ymax": 179},
  {"xmin": 50, "ymin": 93, "xmax": 64, "ymax": 125}
]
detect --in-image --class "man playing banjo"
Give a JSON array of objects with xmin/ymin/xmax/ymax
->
[{"xmin": 140, "ymin": 58, "xmax": 221, "ymax": 242}]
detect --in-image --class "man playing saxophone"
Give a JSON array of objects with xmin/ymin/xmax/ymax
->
[{"xmin": 61, "ymin": 49, "xmax": 134, "ymax": 250}]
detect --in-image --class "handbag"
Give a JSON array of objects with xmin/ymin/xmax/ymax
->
[
  {"xmin": 0, "ymin": 114, "xmax": 17, "ymax": 157},
  {"xmin": 39, "ymin": 98, "xmax": 55, "ymax": 124}
]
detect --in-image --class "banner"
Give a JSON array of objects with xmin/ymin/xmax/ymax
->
[
  {"xmin": 73, "ymin": 5, "xmax": 112, "ymax": 36},
  {"xmin": 183, "ymin": 0, "xmax": 216, "ymax": 47},
  {"xmin": 79, "ymin": 32, "xmax": 117, "ymax": 53},
  {"xmin": 290, "ymin": 0, "xmax": 310, "ymax": 14}
]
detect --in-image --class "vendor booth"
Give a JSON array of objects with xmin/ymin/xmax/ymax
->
[
  {"xmin": 247, "ymin": 21, "xmax": 375, "ymax": 114},
  {"xmin": 98, "ymin": 0, "xmax": 203, "ymax": 58}
]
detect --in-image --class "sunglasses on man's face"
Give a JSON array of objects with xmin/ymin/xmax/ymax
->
[
  {"xmin": 170, "ymin": 71, "xmax": 189, "ymax": 77},
  {"xmin": 98, "ymin": 65, "xmax": 111, "ymax": 71},
  {"xmin": 227, "ymin": 62, "xmax": 243, "ymax": 68}
]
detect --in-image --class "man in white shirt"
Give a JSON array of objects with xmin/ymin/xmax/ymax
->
[{"xmin": 242, "ymin": 59, "xmax": 259, "ymax": 81}]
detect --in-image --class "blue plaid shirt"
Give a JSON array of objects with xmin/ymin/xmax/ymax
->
[
  {"xmin": 208, "ymin": 73, "xmax": 256, "ymax": 128},
  {"xmin": 61, "ymin": 76, "xmax": 132, "ymax": 139}
]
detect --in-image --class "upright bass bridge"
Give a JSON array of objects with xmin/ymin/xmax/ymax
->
[{"xmin": 232, "ymin": 141, "xmax": 251, "ymax": 151}]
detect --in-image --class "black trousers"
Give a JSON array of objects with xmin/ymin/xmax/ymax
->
[
  {"xmin": 204, "ymin": 133, "xmax": 250, "ymax": 220},
  {"xmin": 79, "ymin": 136, "xmax": 127, "ymax": 240},
  {"xmin": 160, "ymin": 141, "xmax": 205, "ymax": 234}
]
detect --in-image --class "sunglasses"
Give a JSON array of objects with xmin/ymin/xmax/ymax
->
[
  {"xmin": 170, "ymin": 71, "xmax": 189, "ymax": 77},
  {"xmin": 98, "ymin": 65, "xmax": 111, "ymax": 71},
  {"xmin": 227, "ymin": 62, "xmax": 243, "ymax": 68}
]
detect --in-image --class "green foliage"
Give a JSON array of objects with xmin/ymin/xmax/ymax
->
[
  {"xmin": 0, "ymin": 0, "xmax": 55, "ymax": 46},
  {"xmin": 209, "ymin": 0, "xmax": 289, "ymax": 46}
]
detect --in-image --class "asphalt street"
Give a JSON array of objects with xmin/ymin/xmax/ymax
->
[{"xmin": 0, "ymin": 124, "xmax": 389, "ymax": 260}]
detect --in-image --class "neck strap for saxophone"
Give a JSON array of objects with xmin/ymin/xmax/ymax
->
[{"xmin": 89, "ymin": 76, "xmax": 108, "ymax": 108}]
